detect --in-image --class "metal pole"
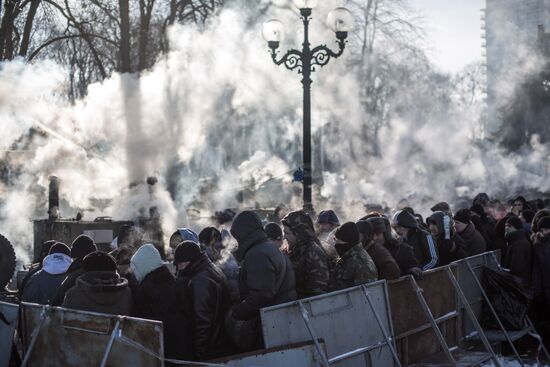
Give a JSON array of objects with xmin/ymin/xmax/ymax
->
[
  {"xmin": 300, "ymin": 9, "xmax": 313, "ymax": 213},
  {"xmin": 100, "ymin": 319, "xmax": 121, "ymax": 367},
  {"xmin": 298, "ymin": 301, "xmax": 330, "ymax": 367}
]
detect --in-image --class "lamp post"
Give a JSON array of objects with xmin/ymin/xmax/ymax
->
[{"xmin": 262, "ymin": 1, "xmax": 353, "ymax": 213}]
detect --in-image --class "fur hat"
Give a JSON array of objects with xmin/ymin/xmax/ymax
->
[{"xmin": 334, "ymin": 222, "xmax": 360, "ymax": 245}]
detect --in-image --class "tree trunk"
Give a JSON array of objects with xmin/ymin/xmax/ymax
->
[
  {"xmin": 138, "ymin": 0, "xmax": 155, "ymax": 72},
  {"xmin": 0, "ymin": 0, "xmax": 16, "ymax": 60},
  {"xmin": 119, "ymin": 0, "xmax": 131, "ymax": 72},
  {"xmin": 19, "ymin": 0, "xmax": 40, "ymax": 57}
]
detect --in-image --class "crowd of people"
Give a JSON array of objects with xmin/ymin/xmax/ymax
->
[{"xmin": 16, "ymin": 192, "xmax": 550, "ymax": 362}]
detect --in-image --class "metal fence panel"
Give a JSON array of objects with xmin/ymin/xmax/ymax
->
[
  {"xmin": 260, "ymin": 280, "xmax": 396, "ymax": 367},
  {"xmin": 20, "ymin": 303, "xmax": 164, "ymax": 367},
  {"xmin": 215, "ymin": 341, "xmax": 326, "ymax": 366},
  {"xmin": 0, "ymin": 301, "xmax": 18, "ymax": 367}
]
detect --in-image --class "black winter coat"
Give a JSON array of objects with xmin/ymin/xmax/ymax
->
[
  {"xmin": 470, "ymin": 211, "xmax": 498, "ymax": 251},
  {"xmin": 231, "ymin": 211, "xmax": 297, "ymax": 321},
  {"xmin": 404, "ymin": 228, "xmax": 438, "ymax": 270},
  {"xmin": 533, "ymin": 234, "xmax": 550, "ymax": 303},
  {"xmin": 503, "ymin": 230, "xmax": 533, "ymax": 288},
  {"xmin": 51, "ymin": 259, "xmax": 85, "ymax": 306},
  {"xmin": 384, "ymin": 239, "xmax": 419, "ymax": 275},
  {"xmin": 132, "ymin": 265, "xmax": 193, "ymax": 361},
  {"xmin": 457, "ymin": 223, "xmax": 487, "ymax": 257},
  {"xmin": 176, "ymin": 254, "xmax": 232, "ymax": 361}
]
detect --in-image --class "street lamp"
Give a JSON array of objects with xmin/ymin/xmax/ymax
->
[{"xmin": 262, "ymin": 2, "xmax": 353, "ymax": 213}]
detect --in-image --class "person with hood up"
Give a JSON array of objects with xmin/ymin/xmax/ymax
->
[
  {"xmin": 51, "ymin": 234, "xmax": 97, "ymax": 306},
  {"xmin": 392, "ymin": 210, "xmax": 439, "ymax": 271},
  {"xmin": 174, "ymin": 241, "xmax": 232, "ymax": 360},
  {"xmin": 532, "ymin": 217, "xmax": 550, "ymax": 305},
  {"xmin": 19, "ymin": 240, "xmax": 56, "ymax": 298},
  {"xmin": 511, "ymin": 195, "xmax": 530, "ymax": 216},
  {"xmin": 62, "ymin": 251, "xmax": 132, "ymax": 315},
  {"xmin": 169, "ymin": 228, "xmax": 199, "ymax": 250},
  {"xmin": 356, "ymin": 220, "xmax": 401, "ymax": 280},
  {"xmin": 453, "ymin": 209, "xmax": 486, "ymax": 257},
  {"xmin": 503, "ymin": 216, "xmax": 533, "ymax": 288},
  {"xmin": 198, "ymin": 227, "xmax": 224, "ymax": 262},
  {"xmin": 22, "ymin": 242, "xmax": 72, "ymax": 304},
  {"xmin": 131, "ymin": 244, "xmax": 193, "ymax": 362},
  {"xmin": 329, "ymin": 222, "xmax": 378, "ymax": 291},
  {"xmin": 427, "ymin": 211, "xmax": 467, "ymax": 267},
  {"xmin": 281, "ymin": 210, "xmax": 330, "ymax": 298}
]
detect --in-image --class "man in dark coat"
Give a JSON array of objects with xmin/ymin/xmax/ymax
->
[
  {"xmin": 21, "ymin": 243, "xmax": 72, "ymax": 304},
  {"xmin": 63, "ymin": 251, "xmax": 132, "ymax": 315},
  {"xmin": 503, "ymin": 216, "xmax": 533, "ymax": 288},
  {"xmin": 174, "ymin": 241, "xmax": 232, "ymax": 360},
  {"xmin": 392, "ymin": 210, "xmax": 439, "ymax": 270},
  {"xmin": 131, "ymin": 244, "xmax": 193, "ymax": 362},
  {"xmin": 427, "ymin": 211, "xmax": 467, "ymax": 266},
  {"xmin": 230, "ymin": 211, "xmax": 297, "ymax": 321},
  {"xmin": 453, "ymin": 209, "xmax": 486, "ymax": 257},
  {"xmin": 19, "ymin": 240, "xmax": 56, "ymax": 298},
  {"xmin": 329, "ymin": 222, "xmax": 378, "ymax": 291},
  {"xmin": 356, "ymin": 220, "xmax": 400, "ymax": 280},
  {"xmin": 282, "ymin": 210, "xmax": 330, "ymax": 298},
  {"xmin": 470, "ymin": 204, "xmax": 498, "ymax": 250},
  {"xmin": 51, "ymin": 234, "xmax": 97, "ymax": 306},
  {"xmin": 532, "ymin": 217, "xmax": 550, "ymax": 305}
]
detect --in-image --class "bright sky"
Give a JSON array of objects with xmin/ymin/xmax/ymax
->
[{"xmin": 409, "ymin": 0, "xmax": 485, "ymax": 73}]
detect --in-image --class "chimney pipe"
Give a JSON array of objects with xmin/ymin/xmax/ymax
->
[{"xmin": 48, "ymin": 176, "xmax": 60, "ymax": 220}]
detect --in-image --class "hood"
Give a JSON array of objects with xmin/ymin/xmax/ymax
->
[
  {"xmin": 75, "ymin": 271, "xmax": 129, "ymax": 306},
  {"xmin": 230, "ymin": 211, "xmax": 268, "ymax": 259},
  {"xmin": 131, "ymin": 244, "xmax": 163, "ymax": 283},
  {"xmin": 427, "ymin": 211, "xmax": 451, "ymax": 239},
  {"xmin": 282, "ymin": 210, "xmax": 317, "ymax": 246},
  {"xmin": 392, "ymin": 210, "xmax": 418, "ymax": 229},
  {"xmin": 42, "ymin": 253, "xmax": 72, "ymax": 275}
]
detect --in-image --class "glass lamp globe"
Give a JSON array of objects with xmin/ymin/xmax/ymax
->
[
  {"xmin": 262, "ymin": 19, "xmax": 286, "ymax": 43},
  {"xmin": 292, "ymin": 0, "xmax": 318, "ymax": 9},
  {"xmin": 327, "ymin": 7, "xmax": 354, "ymax": 33}
]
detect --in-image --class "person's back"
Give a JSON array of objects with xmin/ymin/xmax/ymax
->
[
  {"xmin": 503, "ymin": 217, "xmax": 533, "ymax": 288},
  {"xmin": 357, "ymin": 220, "xmax": 400, "ymax": 281}
]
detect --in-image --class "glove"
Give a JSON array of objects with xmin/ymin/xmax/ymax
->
[
  {"xmin": 409, "ymin": 267, "xmax": 423, "ymax": 280},
  {"xmin": 443, "ymin": 215, "xmax": 451, "ymax": 240}
]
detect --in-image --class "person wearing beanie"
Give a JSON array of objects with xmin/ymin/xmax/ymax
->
[
  {"xmin": 174, "ymin": 241, "xmax": 232, "ymax": 360},
  {"xmin": 51, "ymin": 235, "xmax": 98, "ymax": 306},
  {"xmin": 281, "ymin": 210, "xmax": 330, "ymax": 298},
  {"xmin": 264, "ymin": 222, "xmax": 284, "ymax": 247},
  {"xmin": 454, "ymin": 209, "xmax": 486, "ymax": 257},
  {"xmin": 62, "ymin": 251, "xmax": 132, "ymax": 316},
  {"xmin": 501, "ymin": 217, "xmax": 532, "ymax": 288},
  {"xmin": 427, "ymin": 211, "xmax": 467, "ymax": 267},
  {"xmin": 315, "ymin": 210, "xmax": 340, "ymax": 242},
  {"xmin": 131, "ymin": 244, "xmax": 193, "ymax": 361},
  {"xmin": 357, "ymin": 220, "xmax": 400, "ymax": 281},
  {"xmin": 198, "ymin": 227, "xmax": 223, "ymax": 262},
  {"xmin": 21, "ymin": 242, "xmax": 72, "ymax": 305},
  {"xmin": 392, "ymin": 210, "xmax": 439, "ymax": 271},
  {"xmin": 329, "ymin": 222, "xmax": 378, "ymax": 292}
]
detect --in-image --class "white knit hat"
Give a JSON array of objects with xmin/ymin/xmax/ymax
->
[{"xmin": 131, "ymin": 244, "xmax": 163, "ymax": 283}]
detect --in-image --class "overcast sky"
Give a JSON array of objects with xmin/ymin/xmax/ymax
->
[{"xmin": 409, "ymin": 0, "xmax": 485, "ymax": 73}]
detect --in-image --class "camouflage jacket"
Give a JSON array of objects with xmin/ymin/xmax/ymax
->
[
  {"xmin": 329, "ymin": 244, "xmax": 378, "ymax": 292},
  {"xmin": 287, "ymin": 240, "xmax": 330, "ymax": 298}
]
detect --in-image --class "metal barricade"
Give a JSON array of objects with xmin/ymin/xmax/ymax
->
[
  {"xmin": 260, "ymin": 280, "xmax": 398, "ymax": 367},
  {"xmin": 0, "ymin": 301, "xmax": 19, "ymax": 367},
  {"xmin": 20, "ymin": 303, "xmax": 164, "ymax": 367}
]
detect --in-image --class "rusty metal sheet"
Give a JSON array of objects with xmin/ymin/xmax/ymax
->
[
  {"xmin": 388, "ymin": 267, "xmax": 459, "ymax": 365},
  {"xmin": 20, "ymin": 303, "xmax": 164, "ymax": 367},
  {"xmin": 260, "ymin": 281, "xmax": 396, "ymax": 367},
  {"xmin": 213, "ymin": 341, "xmax": 326, "ymax": 366},
  {"xmin": 0, "ymin": 301, "xmax": 18, "ymax": 367}
]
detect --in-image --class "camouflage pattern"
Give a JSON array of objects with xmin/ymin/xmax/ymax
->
[
  {"xmin": 329, "ymin": 244, "xmax": 378, "ymax": 292},
  {"xmin": 282, "ymin": 210, "xmax": 330, "ymax": 298}
]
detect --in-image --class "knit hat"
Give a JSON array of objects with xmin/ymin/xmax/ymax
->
[
  {"xmin": 392, "ymin": 210, "xmax": 418, "ymax": 229},
  {"xmin": 317, "ymin": 210, "xmax": 340, "ymax": 226},
  {"xmin": 334, "ymin": 222, "xmax": 360, "ymax": 244},
  {"xmin": 174, "ymin": 241, "xmax": 202, "ymax": 264},
  {"xmin": 453, "ymin": 209, "xmax": 471, "ymax": 224},
  {"xmin": 49, "ymin": 242, "xmax": 71, "ymax": 256},
  {"xmin": 83, "ymin": 251, "xmax": 117, "ymax": 272},
  {"xmin": 131, "ymin": 244, "xmax": 164, "ymax": 283},
  {"xmin": 539, "ymin": 217, "xmax": 550, "ymax": 231},
  {"xmin": 366, "ymin": 217, "xmax": 387, "ymax": 234},
  {"xmin": 431, "ymin": 202, "xmax": 451, "ymax": 213},
  {"xmin": 356, "ymin": 220, "xmax": 374, "ymax": 235},
  {"xmin": 264, "ymin": 222, "xmax": 283, "ymax": 241},
  {"xmin": 506, "ymin": 216, "xmax": 524, "ymax": 230},
  {"xmin": 71, "ymin": 235, "xmax": 97, "ymax": 259},
  {"xmin": 198, "ymin": 227, "xmax": 221, "ymax": 245}
]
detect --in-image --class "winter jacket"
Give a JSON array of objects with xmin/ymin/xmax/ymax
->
[
  {"xmin": 494, "ymin": 213, "xmax": 515, "ymax": 254},
  {"xmin": 230, "ymin": 211, "xmax": 297, "ymax": 321},
  {"xmin": 428, "ymin": 212, "xmax": 467, "ymax": 266},
  {"xmin": 62, "ymin": 271, "xmax": 132, "ymax": 315},
  {"xmin": 384, "ymin": 239, "xmax": 419, "ymax": 275},
  {"xmin": 21, "ymin": 253, "xmax": 72, "ymax": 305},
  {"xmin": 403, "ymin": 227, "xmax": 438, "ymax": 271},
  {"xmin": 470, "ymin": 209, "xmax": 498, "ymax": 250},
  {"xmin": 132, "ymin": 265, "xmax": 193, "ymax": 361},
  {"xmin": 457, "ymin": 223, "xmax": 487, "ymax": 257},
  {"xmin": 51, "ymin": 258, "xmax": 85, "ymax": 306},
  {"xmin": 176, "ymin": 253, "xmax": 232, "ymax": 361},
  {"xmin": 365, "ymin": 242, "xmax": 401, "ymax": 280},
  {"xmin": 503, "ymin": 230, "xmax": 533, "ymax": 288},
  {"xmin": 329, "ymin": 244, "xmax": 378, "ymax": 292},
  {"xmin": 532, "ymin": 234, "xmax": 550, "ymax": 303}
]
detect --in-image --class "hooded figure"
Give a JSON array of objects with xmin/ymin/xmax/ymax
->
[
  {"xmin": 131, "ymin": 244, "xmax": 193, "ymax": 361},
  {"xmin": 427, "ymin": 211, "xmax": 467, "ymax": 266},
  {"xmin": 453, "ymin": 209, "xmax": 486, "ymax": 257},
  {"xmin": 19, "ymin": 240, "xmax": 56, "ymax": 298},
  {"xmin": 392, "ymin": 210, "xmax": 439, "ymax": 271},
  {"xmin": 230, "ymin": 211, "xmax": 296, "ymax": 321},
  {"xmin": 198, "ymin": 227, "xmax": 223, "ymax": 262},
  {"xmin": 174, "ymin": 241, "xmax": 232, "ymax": 360},
  {"xmin": 502, "ymin": 217, "xmax": 532, "ymax": 288},
  {"xmin": 62, "ymin": 251, "xmax": 132, "ymax": 316},
  {"xmin": 281, "ymin": 210, "xmax": 330, "ymax": 298},
  {"xmin": 329, "ymin": 222, "xmax": 378, "ymax": 291},
  {"xmin": 21, "ymin": 243, "xmax": 72, "ymax": 304},
  {"xmin": 357, "ymin": 220, "xmax": 400, "ymax": 280}
]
